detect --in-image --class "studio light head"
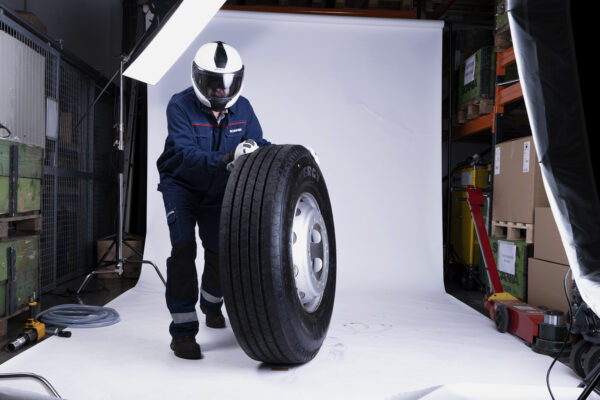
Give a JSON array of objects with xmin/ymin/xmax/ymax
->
[{"xmin": 124, "ymin": 0, "xmax": 226, "ymax": 86}]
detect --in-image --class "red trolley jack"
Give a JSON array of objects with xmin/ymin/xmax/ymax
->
[{"xmin": 465, "ymin": 186, "xmax": 570, "ymax": 356}]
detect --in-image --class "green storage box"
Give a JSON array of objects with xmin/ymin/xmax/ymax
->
[
  {"xmin": 0, "ymin": 139, "xmax": 42, "ymax": 216},
  {"xmin": 484, "ymin": 237, "xmax": 532, "ymax": 301},
  {"xmin": 458, "ymin": 46, "xmax": 496, "ymax": 109},
  {"xmin": 0, "ymin": 235, "xmax": 39, "ymax": 318},
  {"xmin": 496, "ymin": 0, "xmax": 508, "ymax": 32},
  {"xmin": 0, "ymin": 140, "xmax": 10, "ymax": 215}
]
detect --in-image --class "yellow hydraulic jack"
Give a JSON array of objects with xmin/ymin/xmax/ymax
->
[
  {"xmin": 7, "ymin": 298, "xmax": 46, "ymax": 352},
  {"xmin": 7, "ymin": 297, "xmax": 70, "ymax": 352}
]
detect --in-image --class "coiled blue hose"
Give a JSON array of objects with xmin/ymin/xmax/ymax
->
[{"xmin": 36, "ymin": 304, "xmax": 120, "ymax": 328}]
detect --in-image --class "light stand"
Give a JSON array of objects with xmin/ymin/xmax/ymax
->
[
  {"xmin": 77, "ymin": 0, "xmax": 225, "ymax": 294},
  {"xmin": 77, "ymin": 56, "xmax": 165, "ymax": 295}
]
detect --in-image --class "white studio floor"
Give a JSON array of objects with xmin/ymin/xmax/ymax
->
[{"xmin": 0, "ymin": 268, "xmax": 594, "ymax": 400}]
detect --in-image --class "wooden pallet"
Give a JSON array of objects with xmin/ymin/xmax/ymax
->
[
  {"xmin": 491, "ymin": 220, "xmax": 534, "ymax": 243},
  {"xmin": 494, "ymin": 24, "xmax": 512, "ymax": 53},
  {"xmin": 457, "ymin": 98, "xmax": 494, "ymax": 124},
  {"xmin": 0, "ymin": 213, "xmax": 42, "ymax": 238}
]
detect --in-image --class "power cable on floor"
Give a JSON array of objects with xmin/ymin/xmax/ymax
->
[{"xmin": 546, "ymin": 268, "xmax": 575, "ymax": 400}]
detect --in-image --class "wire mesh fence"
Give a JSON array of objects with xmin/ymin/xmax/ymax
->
[{"xmin": 1, "ymin": 9, "xmax": 118, "ymax": 292}]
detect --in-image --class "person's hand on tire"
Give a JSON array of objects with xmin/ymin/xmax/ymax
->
[{"xmin": 224, "ymin": 139, "xmax": 259, "ymax": 172}]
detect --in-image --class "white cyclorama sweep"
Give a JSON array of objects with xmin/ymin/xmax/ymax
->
[
  {"xmin": 0, "ymin": 11, "xmax": 588, "ymax": 400},
  {"xmin": 123, "ymin": 0, "xmax": 226, "ymax": 85}
]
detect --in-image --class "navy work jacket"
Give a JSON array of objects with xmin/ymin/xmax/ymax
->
[{"xmin": 157, "ymin": 87, "xmax": 270, "ymax": 202}]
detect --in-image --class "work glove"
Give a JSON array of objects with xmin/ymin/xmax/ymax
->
[
  {"xmin": 303, "ymin": 145, "xmax": 320, "ymax": 165},
  {"xmin": 225, "ymin": 139, "xmax": 259, "ymax": 172}
]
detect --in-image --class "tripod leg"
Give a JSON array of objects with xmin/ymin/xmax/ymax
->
[
  {"xmin": 124, "ymin": 259, "xmax": 166, "ymax": 286},
  {"xmin": 141, "ymin": 260, "xmax": 166, "ymax": 286},
  {"xmin": 76, "ymin": 271, "xmax": 96, "ymax": 295},
  {"xmin": 76, "ymin": 266, "xmax": 123, "ymax": 295}
]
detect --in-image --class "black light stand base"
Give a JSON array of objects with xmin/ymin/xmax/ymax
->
[
  {"xmin": 579, "ymin": 362, "xmax": 600, "ymax": 400},
  {"xmin": 76, "ymin": 258, "xmax": 166, "ymax": 296}
]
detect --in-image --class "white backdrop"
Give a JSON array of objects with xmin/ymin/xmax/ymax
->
[
  {"xmin": 143, "ymin": 10, "xmax": 444, "ymax": 298},
  {"xmin": 0, "ymin": 10, "xmax": 586, "ymax": 400}
]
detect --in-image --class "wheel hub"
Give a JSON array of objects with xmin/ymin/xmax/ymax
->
[{"xmin": 291, "ymin": 192, "xmax": 329, "ymax": 313}]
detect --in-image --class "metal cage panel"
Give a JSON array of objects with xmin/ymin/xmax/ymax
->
[{"xmin": 1, "ymin": 10, "xmax": 117, "ymax": 292}]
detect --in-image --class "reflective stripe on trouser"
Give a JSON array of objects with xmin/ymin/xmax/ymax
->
[
  {"xmin": 200, "ymin": 284, "xmax": 223, "ymax": 311},
  {"xmin": 200, "ymin": 250, "xmax": 223, "ymax": 311},
  {"xmin": 165, "ymin": 241, "xmax": 199, "ymax": 338},
  {"xmin": 171, "ymin": 311, "xmax": 198, "ymax": 324}
]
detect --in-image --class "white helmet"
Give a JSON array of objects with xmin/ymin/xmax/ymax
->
[{"xmin": 191, "ymin": 41, "xmax": 244, "ymax": 111}]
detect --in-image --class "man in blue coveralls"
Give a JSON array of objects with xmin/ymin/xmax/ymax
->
[{"xmin": 157, "ymin": 41, "xmax": 270, "ymax": 359}]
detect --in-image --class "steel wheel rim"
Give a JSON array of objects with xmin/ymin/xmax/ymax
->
[{"xmin": 291, "ymin": 192, "xmax": 329, "ymax": 313}]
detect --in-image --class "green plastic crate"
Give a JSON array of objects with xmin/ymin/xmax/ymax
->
[
  {"xmin": 0, "ymin": 140, "xmax": 42, "ymax": 215},
  {"xmin": 17, "ymin": 143, "xmax": 43, "ymax": 179},
  {"xmin": 487, "ymin": 237, "xmax": 532, "ymax": 301},
  {"xmin": 458, "ymin": 46, "xmax": 496, "ymax": 109},
  {"xmin": 0, "ymin": 235, "xmax": 39, "ymax": 318},
  {"xmin": 496, "ymin": 0, "xmax": 508, "ymax": 32}
]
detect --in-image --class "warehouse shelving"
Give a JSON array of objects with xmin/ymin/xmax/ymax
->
[
  {"xmin": 444, "ymin": 40, "xmax": 531, "ymax": 292},
  {"xmin": 449, "ymin": 46, "xmax": 523, "ymax": 141}
]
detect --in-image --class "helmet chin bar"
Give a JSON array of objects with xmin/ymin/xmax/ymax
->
[{"xmin": 209, "ymin": 98, "xmax": 228, "ymax": 112}]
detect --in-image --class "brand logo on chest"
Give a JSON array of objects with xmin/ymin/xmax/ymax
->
[{"xmin": 229, "ymin": 128, "xmax": 243, "ymax": 133}]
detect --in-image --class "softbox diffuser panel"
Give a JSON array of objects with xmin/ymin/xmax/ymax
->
[{"xmin": 507, "ymin": 0, "xmax": 600, "ymax": 315}]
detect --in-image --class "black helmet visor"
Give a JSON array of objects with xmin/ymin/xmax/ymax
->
[{"xmin": 192, "ymin": 63, "xmax": 244, "ymax": 100}]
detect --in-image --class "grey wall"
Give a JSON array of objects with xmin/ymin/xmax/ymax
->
[{"xmin": 1, "ymin": 0, "xmax": 122, "ymax": 79}]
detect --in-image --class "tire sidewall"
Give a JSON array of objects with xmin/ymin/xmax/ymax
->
[{"xmin": 276, "ymin": 151, "xmax": 336, "ymax": 354}]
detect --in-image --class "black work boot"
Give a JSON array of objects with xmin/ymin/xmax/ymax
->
[
  {"xmin": 201, "ymin": 306, "xmax": 226, "ymax": 329},
  {"xmin": 170, "ymin": 337, "xmax": 203, "ymax": 360}
]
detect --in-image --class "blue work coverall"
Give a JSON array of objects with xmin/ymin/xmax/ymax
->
[{"xmin": 157, "ymin": 86, "xmax": 270, "ymax": 339}]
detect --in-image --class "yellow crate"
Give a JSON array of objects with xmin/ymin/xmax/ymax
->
[
  {"xmin": 449, "ymin": 164, "xmax": 490, "ymax": 266},
  {"xmin": 451, "ymin": 165, "xmax": 490, "ymax": 188},
  {"xmin": 451, "ymin": 191, "xmax": 479, "ymax": 265}
]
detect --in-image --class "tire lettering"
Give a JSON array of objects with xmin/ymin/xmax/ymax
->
[{"xmin": 301, "ymin": 165, "xmax": 319, "ymax": 182}]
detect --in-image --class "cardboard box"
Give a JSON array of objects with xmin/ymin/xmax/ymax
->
[
  {"xmin": 59, "ymin": 112, "xmax": 74, "ymax": 145},
  {"xmin": 14, "ymin": 11, "xmax": 47, "ymax": 34},
  {"xmin": 489, "ymin": 237, "xmax": 532, "ymax": 300},
  {"xmin": 534, "ymin": 207, "xmax": 569, "ymax": 265},
  {"xmin": 492, "ymin": 136, "xmax": 549, "ymax": 223},
  {"xmin": 528, "ymin": 258, "xmax": 572, "ymax": 313},
  {"xmin": 97, "ymin": 234, "xmax": 144, "ymax": 279}
]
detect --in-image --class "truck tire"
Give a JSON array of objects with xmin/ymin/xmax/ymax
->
[{"xmin": 220, "ymin": 145, "xmax": 336, "ymax": 364}]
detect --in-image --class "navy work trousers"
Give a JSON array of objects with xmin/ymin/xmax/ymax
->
[{"xmin": 160, "ymin": 184, "xmax": 224, "ymax": 339}]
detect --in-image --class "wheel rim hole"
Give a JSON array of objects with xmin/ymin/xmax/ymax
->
[
  {"xmin": 313, "ymin": 258, "xmax": 323, "ymax": 276},
  {"xmin": 295, "ymin": 208, "xmax": 301, "ymax": 217},
  {"xmin": 292, "ymin": 232, "xmax": 297, "ymax": 244},
  {"xmin": 293, "ymin": 264, "xmax": 299, "ymax": 277},
  {"xmin": 311, "ymin": 229, "xmax": 321, "ymax": 244}
]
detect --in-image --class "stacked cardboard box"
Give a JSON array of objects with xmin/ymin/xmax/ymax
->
[
  {"xmin": 528, "ymin": 207, "xmax": 572, "ymax": 313},
  {"xmin": 97, "ymin": 234, "xmax": 144, "ymax": 279},
  {"xmin": 490, "ymin": 136, "xmax": 548, "ymax": 298},
  {"xmin": 492, "ymin": 136, "xmax": 548, "ymax": 224}
]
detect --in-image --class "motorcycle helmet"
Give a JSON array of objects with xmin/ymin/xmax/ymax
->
[{"xmin": 191, "ymin": 41, "xmax": 244, "ymax": 111}]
